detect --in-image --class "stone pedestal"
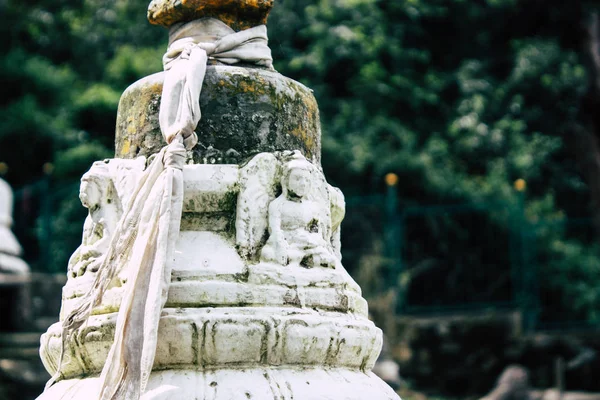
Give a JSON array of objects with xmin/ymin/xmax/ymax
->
[
  {"xmin": 36, "ymin": 1, "xmax": 400, "ymax": 399},
  {"xmin": 38, "ymin": 159, "xmax": 398, "ymax": 399}
]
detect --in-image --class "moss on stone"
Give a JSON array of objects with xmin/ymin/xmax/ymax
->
[{"xmin": 115, "ymin": 65, "xmax": 321, "ymax": 166}]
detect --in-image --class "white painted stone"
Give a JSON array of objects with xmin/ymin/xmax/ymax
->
[
  {"xmin": 65, "ymin": 158, "xmax": 146, "ymax": 279},
  {"xmin": 43, "ymin": 307, "xmax": 381, "ymax": 376},
  {"xmin": 0, "ymin": 177, "xmax": 29, "ymax": 275},
  {"xmin": 260, "ymin": 152, "xmax": 337, "ymax": 269},
  {"xmin": 39, "ymin": 368, "xmax": 398, "ymax": 400},
  {"xmin": 236, "ymin": 151, "xmax": 344, "ymax": 271},
  {"xmin": 173, "ymin": 231, "xmax": 245, "ymax": 275},
  {"xmin": 39, "ymin": 150, "xmax": 398, "ymax": 399},
  {"xmin": 37, "ymin": 12, "xmax": 398, "ymax": 398},
  {"xmin": 182, "ymin": 164, "xmax": 239, "ymax": 214}
]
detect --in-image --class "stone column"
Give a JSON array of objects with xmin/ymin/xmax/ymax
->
[{"xmin": 37, "ymin": 1, "xmax": 399, "ymax": 399}]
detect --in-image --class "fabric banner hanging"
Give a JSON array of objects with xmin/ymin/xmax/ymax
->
[{"xmin": 47, "ymin": 18, "xmax": 273, "ymax": 400}]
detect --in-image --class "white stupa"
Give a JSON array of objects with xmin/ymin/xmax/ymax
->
[{"xmin": 0, "ymin": 177, "xmax": 29, "ymax": 275}]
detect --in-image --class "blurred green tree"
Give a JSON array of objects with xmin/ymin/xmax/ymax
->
[
  {"xmin": 1, "ymin": 0, "xmax": 599, "ymax": 321},
  {"xmin": 268, "ymin": 0, "xmax": 600, "ymax": 323}
]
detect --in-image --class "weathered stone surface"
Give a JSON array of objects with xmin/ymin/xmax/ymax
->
[
  {"xmin": 55, "ymin": 156, "xmax": 366, "ymax": 320},
  {"xmin": 148, "ymin": 0, "xmax": 274, "ymax": 31},
  {"xmin": 39, "ymin": 1, "xmax": 397, "ymax": 394},
  {"xmin": 41, "ymin": 367, "xmax": 398, "ymax": 400},
  {"xmin": 115, "ymin": 65, "xmax": 321, "ymax": 165},
  {"xmin": 41, "ymin": 307, "xmax": 380, "ymax": 379},
  {"xmin": 38, "ymin": 151, "xmax": 398, "ymax": 399}
]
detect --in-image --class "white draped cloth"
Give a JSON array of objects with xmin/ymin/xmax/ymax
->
[
  {"xmin": 160, "ymin": 18, "xmax": 273, "ymax": 148},
  {"xmin": 48, "ymin": 18, "xmax": 272, "ymax": 400}
]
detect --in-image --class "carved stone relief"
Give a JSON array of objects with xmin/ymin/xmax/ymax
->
[
  {"xmin": 67, "ymin": 150, "xmax": 345, "ymax": 280},
  {"xmin": 236, "ymin": 151, "xmax": 345, "ymax": 269},
  {"xmin": 41, "ymin": 150, "xmax": 396, "ymax": 400},
  {"xmin": 67, "ymin": 158, "xmax": 146, "ymax": 279}
]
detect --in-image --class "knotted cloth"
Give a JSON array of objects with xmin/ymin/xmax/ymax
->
[
  {"xmin": 160, "ymin": 18, "xmax": 273, "ymax": 148},
  {"xmin": 47, "ymin": 18, "xmax": 273, "ymax": 400}
]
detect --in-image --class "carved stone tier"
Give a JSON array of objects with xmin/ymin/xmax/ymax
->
[
  {"xmin": 41, "ymin": 307, "xmax": 380, "ymax": 380},
  {"xmin": 115, "ymin": 66, "xmax": 322, "ymax": 166},
  {"xmin": 38, "ymin": 154, "xmax": 399, "ymax": 399},
  {"xmin": 60, "ymin": 256, "xmax": 367, "ymax": 318},
  {"xmin": 57, "ymin": 164, "xmax": 364, "ymax": 318},
  {"xmin": 41, "ymin": 367, "xmax": 397, "ymax": 399}
]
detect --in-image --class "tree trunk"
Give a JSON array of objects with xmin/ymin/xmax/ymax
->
[{"xmin": 575, "ymin": 10, "xmax": 600, "ymax": 236}]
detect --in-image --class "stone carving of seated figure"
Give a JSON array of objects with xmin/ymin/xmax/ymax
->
[
  {"xmin": 260, "ymin": 153, "xmax": 337, "ymax": 269},
  {"xmin": 66, "ymin": 158, "xmax": 146, "ymax": 279},
  {"xmin": 67, "ymin": 161, "xmax": 119, "ymax": 278}
]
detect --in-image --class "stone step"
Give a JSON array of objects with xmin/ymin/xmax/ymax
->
[
  {"xmin": 0, "ymin": 332, "xmax": 42, "ymax": 360},
  {"xmin": 0, "ymin": 332, "xmax": 41, "ymax": 347}
]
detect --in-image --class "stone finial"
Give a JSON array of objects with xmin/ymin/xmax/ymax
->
[{"xmin": 148, "ymin": 0, "xmax": 274, "ymax": 31}]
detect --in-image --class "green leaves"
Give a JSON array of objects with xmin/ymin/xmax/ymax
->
[
  {"xmin": 1, "ymin": 0, "xmax": 598, "ymax": 320},
  {"xmin": 0, "ymin": 0, "xmax": 166, "ymax": 271},
  {"xmin": 269, "ymin": 0, "xmax": 600, "ymax": 322},
  {"xmin": 105, "ymin": 45, "xmax": 163, "ymax": 87}
]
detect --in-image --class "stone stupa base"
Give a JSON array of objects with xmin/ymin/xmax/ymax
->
[
  {"xmin": 35, "ymin": 1, "xmax": 401, "ymax": 397},
  {"xmin": 38, "ymin": 367, "xmax": 399, "ymax": 399}
]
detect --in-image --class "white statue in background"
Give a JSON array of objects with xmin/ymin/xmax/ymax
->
[{"xmin": 0, "ymin": 177, "xmax": 29, "ymax": 275}]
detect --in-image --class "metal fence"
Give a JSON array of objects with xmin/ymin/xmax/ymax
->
[
  {"xmin": 345, "ymin": 184, "xmax": 599, "ymax": 333},
  {"xmin": 9, "ymin": 177, "xmax": 600, "ymax": 333},
  {"xmin": 390, "ymin": 198, "xmax": 539, "ymax": 330}
]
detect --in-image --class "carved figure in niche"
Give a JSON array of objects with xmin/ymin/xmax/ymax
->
[
  {"xmin": 67, "ymin": 158, "xmax": 146, "ymax": 279},
  {"xmin": 260, "ymin": 151, "xmax": 338, "ymax": 269},
  {"xmin": 67, "ymin": 161, "xmax": 118, "ymax": 278}
]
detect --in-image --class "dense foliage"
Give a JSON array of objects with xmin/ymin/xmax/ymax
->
[{"xmin": 2, "ymin": 0, "xmax": 600, "ymax": 325}]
